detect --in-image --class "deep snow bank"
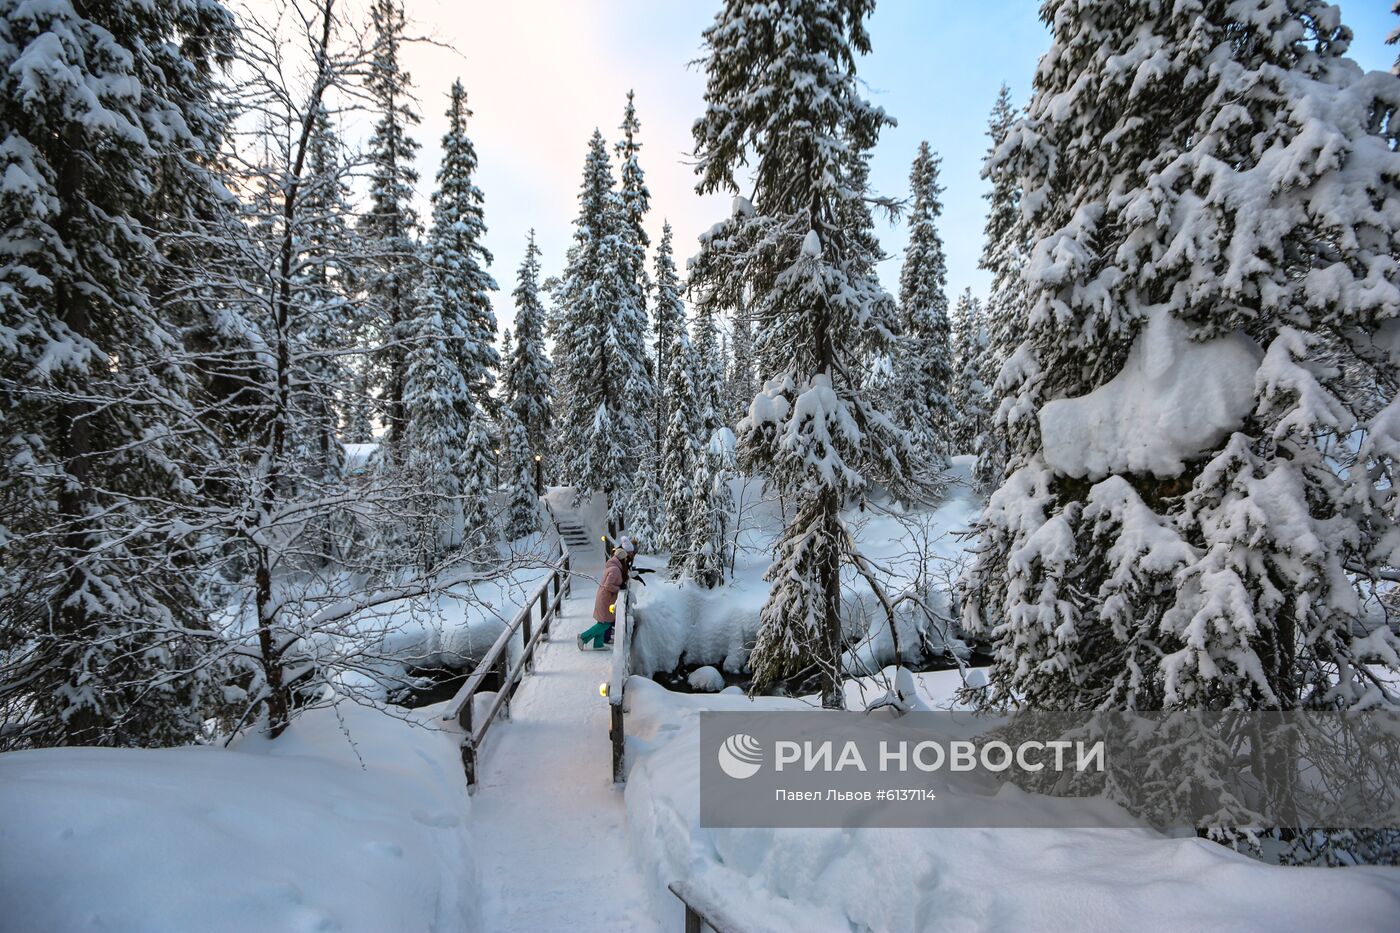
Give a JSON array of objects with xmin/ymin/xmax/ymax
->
[
  {"xmin": 621, "ymin": 676, "xmax": 1400, "ymax": 932},
  {"xmin": 0, "ymin": 702, "xmax": 478, "ymax": 932}
]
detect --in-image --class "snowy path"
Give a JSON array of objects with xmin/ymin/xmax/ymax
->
[{"xmin": 469, "ymin": 554, "xmax": 659, "ymax": 932}]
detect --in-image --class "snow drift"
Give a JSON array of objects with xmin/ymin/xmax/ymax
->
[
  {"xmin": 622, "ymin": 675, "xmax": 1400, "ymax": 932},
  {"xmin": 0, "ymin": 703, "xmax": 478, "ymax": 932}
]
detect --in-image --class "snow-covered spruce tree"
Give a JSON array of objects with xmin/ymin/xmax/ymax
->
[
  {"xmin": 614, "ymin": 94, "xmax": 659, "ymax": 526},
  {"xmin": 402, "ymin": 274, "xmax": 474, "ymax": 569},
  {"xmin": 553, "ymin": 131, "xmax": 650, "ymax": 518},
  {"xmin": 652, "ymin": 222, "xmax": 686, "ymax": 449},
  {"xmin": 616, "ymin": 90, "xmax": 652, "ymax": 311},
  {"xmin": 0, "ymin": 0, "xmax": 236, "ymax": 749},
  {"xmin": 685, "ymin": 428, "xmax": 736, "ymax": 588},
  {"xmin": 501, "ymin": 405, "xmax": 538, "ymax": 541},
  {"xmin": 359, "ymin": 0, "xmax": 421, "ymax": 453},
  {"xmin": 691, "ymin": 292, "xmax": 727, "ymax": 440},
  {"xmin": 499, "ymin": 327, "xmax": 514, "ymax": 386},
  {"xmin": 690, "ymin": 0, "xmax": 910, "ymax": 706},
  {"xmin": 427, "ymin": 80, "xmax": 498, "ymax": 420},
  {"xmin": 950, "ymin": 289, "xmax": 990, "ymax": 455},
  {"xmin": 972, "ymin": 83, "xmax": 1025, "ymax": 495},
  {"xmin": 344, "ymin": 365, "xmax": 377, "ymax": 443},
  {"xmin": 505, "ymin": 231, "xmax": 554, "ymax": 458},
  {"xmin": 626, "ymin": 449, "xmax": 665, "ymax": 552},
  {"xmin": 291, "ymin": 105, "xmax": 355, "ymax": 525},
  {"xmin": 895, "ymin": 141, "xmax": 955, "ymax": 465},
  {"xmin": 661, "ymin": 328, "xmax": 702, "ymax": 571},
  {"xmin": 727, "ymin": 293, "xmax": 757, "ymax": 424},
  {"xmin": 614, "ymin": 95, "xmax": 663, "ymax": 545},
  {"xmin": 458, "ymin": 411, "xmax": 498, "ymax": 557},
  {"xmin": 960, "ymin": 1, "xmax": 1400, "ymax": 725}
]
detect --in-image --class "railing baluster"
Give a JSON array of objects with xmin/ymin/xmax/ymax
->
[
  {"xmin": 459, "ymin": 694, "xmax": 477, "ymax": 789},
  {"xmin": 495, "ymin": 649, "xmax": 511, "ymax": 719}
]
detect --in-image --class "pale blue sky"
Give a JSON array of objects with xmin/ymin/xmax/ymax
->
[{"xmin": 393, "ymin": 0, "xmax": 1397, "ymax": 336}]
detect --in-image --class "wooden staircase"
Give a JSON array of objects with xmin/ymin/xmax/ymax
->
[{"xmin": 555, "ymin": 517, "xmax": 596, "ymax": 553}]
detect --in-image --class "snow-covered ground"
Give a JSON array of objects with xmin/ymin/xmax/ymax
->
[
  {"xmin": 621, "ymin": 672, "xmax": 1400, "ymax": 932},
  {"xmin": 0, "ymin": 702, "xmax": 478, "ymax": 932}
]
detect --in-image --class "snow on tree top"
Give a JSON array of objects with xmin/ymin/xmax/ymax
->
[
  {"xmin": 801, "ymin": 229, "xmax": 822, "ymax": 258},
  {"xmin": 1039, "ymin": 309, "xmax": 1260, "ymax": 481}
]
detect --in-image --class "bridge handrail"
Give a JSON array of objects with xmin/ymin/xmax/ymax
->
[
  {"xmin": 442, "ymin": 503, "xmax": 571, "ymax": 788},
  {"xmin": 668, "ymin": 880, "xmax": 765, "ymax": 933},
  {"xmin": 608, "ymin": 586, "xmax": 636, "ymax": 783}
]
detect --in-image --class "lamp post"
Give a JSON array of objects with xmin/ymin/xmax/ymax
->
[{"xmin": 533, "ymin": 453, "xmax": 543, "ymax": 496}]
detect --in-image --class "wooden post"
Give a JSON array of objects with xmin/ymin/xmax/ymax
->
[
  {"xmin": 495, "ymin": 651, "xmax": 511, "ymax": 720},
  {"xmin": 611, "ymin": 702, "xmax": 625, "ymax": 783},
  {"xmin": 521, "ymin": 604, "xmax": 533, "ymax": 671},
  {"xmin": 458, "ymin": 696, "xmax": 477, "ymax": 789},
  {"xmin": 684, "ymin": 905, "xmax": 702, "ymax": 933},
  {"xmin": 537, "ymin": 588, "xmax": 549, "ymax": 639}
]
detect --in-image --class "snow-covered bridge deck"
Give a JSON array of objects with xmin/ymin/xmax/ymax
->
[{"xmin": 468, "ymin": 539, "xmax": 658, "ymax": 930}]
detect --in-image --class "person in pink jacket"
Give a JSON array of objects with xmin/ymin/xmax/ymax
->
[{"xmin": 578, "ymin": 547, "xmax": 627, "ymax": 651}]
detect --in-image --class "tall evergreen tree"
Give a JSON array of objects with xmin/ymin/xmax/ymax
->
[
  {"xmin": 426, "ymin": 80, "xmax": 498, "ymax": 418},
  {"xmin": 345, "ymin": 365, "xmax": 376, "ymax": 444},
  {"xmin": 727, "ymin": 293, "xmax": 757, "ymax": 424},
  {"xmin": 691, "ymin": 293, "xmax": 726, "ymax": 439},
  {"xmin": 506, "ymin": 232, "xmax": 554, "ymax": 457},
  {"xmin": 950, "ymin": 289, "xmax": 990, "ymax": 455},
  {"xmin": 501, "ymin": 405, "xmax": 538, "ymax": 541},
  {"xmin": 293, "ymin": 104, "xmax": 356, "ymax": 496},
  {"xmin": 661, "ymin": 329, "xmax": 702, "ymax": 570},
  {"xmin": 685, "ymin": 429, "xmax": 735, "ymax": 588},
  {"xmin": 960, "ymin": 1, "xmax": 1400, "ymax": 725},
  {"xmin": 359, "ymin": 0, "xmax": 421, "ymax": 452},
  {"xmin": 0, "ymin": 0, "xmax": 237, "ymax": 748},
  {"xmin": 459, "ymin": 413, "xmax": 497, "ymax": 557},
  {"xmin": 554, "ymin": 132, "xmax": 650, "ymax": 518},
  {"xmin": 616, "ymin": 90, "xmax": 652, "ymax": 307},
  {"xmin": 614, "ymin": 94, "xmax": 658, "ymax": 522},
  {"xmin": 973, "ymin": 83, "xmax": 1024, "ymax": 494},
  {"xmin": 896, "ymin": 141, "xmax": 955, "ymax": 466},
  {"xmin": 403, "ymin": 280, "xmax": 474, "ymax": 568},
  {"xmin": 690, "ymin": 0, "xmax": 910, "ymax": 706},
  {"xmin": 652, "ymin": 222, "xmax": 686, "ymax": 448}
]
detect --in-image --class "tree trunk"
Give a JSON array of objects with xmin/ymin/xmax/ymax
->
[
  {"xmin": 819, "ymin": 488, "xmax": 845, "ymax": 710},
  {"xmin": 51, "ymin": 123, "xmax": 105, "ymax": 746}
]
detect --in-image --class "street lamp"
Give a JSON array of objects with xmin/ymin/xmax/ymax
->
[{"xmin": 533, "ymin": 453, "xmax": 543, "ymax": 496}]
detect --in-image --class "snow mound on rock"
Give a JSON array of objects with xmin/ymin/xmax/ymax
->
[
  {"xmin": 1040, "ymin": 309, "xmax": 1260, "ymax": 480},
  {"xmin": 687, "ymin": 665, "xmax": 727, "ymax": 692}
]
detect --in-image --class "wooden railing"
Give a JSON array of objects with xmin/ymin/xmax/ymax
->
[
  {"xmin": 608, "ymin": 587, "xmax": 636, "ymax": 783},
  {"xmin": 441, "ymin": 530, "xmax": 571, "ymax": 789},
  {"xmin": 668, "ymin": 880, "xmax": 754, "ymax": 933}
]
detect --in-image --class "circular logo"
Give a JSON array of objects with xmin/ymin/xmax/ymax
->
[{"xmin": 717, "ymin": 733, "xmax": 763, "ymax": 779}]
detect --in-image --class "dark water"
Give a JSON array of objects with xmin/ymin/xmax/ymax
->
[
  {"xmin": 388, "ymin": 655, "xmax": 495, "ymax": 709},
  {"xmin": 651, "ymin": 645, "xmax": 995, "ymax": 696}
]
